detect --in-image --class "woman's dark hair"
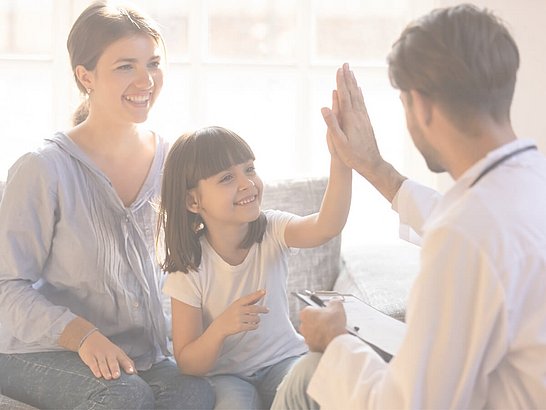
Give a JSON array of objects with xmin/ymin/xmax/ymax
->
[
  {"xmin": 158, "ymin": 126, "xmax": 267, "ymax": 273},
  {"xmin": 67, "ymin": 1, "xmax": 164, "ymax": 125},
  {"xmin": 387, "ymin": 4, "xmax": 519, "ymax": 131}
]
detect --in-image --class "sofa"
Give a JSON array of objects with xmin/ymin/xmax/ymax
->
[{"xmin": 0, "ymin": 177, "xmax": 420, "ymax": 408}]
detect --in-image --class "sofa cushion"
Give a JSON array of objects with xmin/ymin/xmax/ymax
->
[{"xmin": 335, "ymin": 242, "xmax": 420, "ymax": 322}]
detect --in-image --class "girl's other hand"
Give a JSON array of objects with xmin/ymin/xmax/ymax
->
[
  {"xmin": 214, "ymin": 289, "xmax": 269, "ymax": 337},
  {"xmin": 78, "ymin": 331, "xmax": 136, "ymax": 380}
]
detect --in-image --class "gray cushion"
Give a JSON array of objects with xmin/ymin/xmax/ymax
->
[
  {"xmin": 335, "ymin": 242, "xmax": 420, "ymax": 322},
  {"xmin": 261, "ymin": 177, "xmax": 341, "ymax": 327}
]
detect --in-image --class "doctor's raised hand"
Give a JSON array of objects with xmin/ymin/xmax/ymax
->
[{"xmin": 321, "ymin": 63, "xmax": 407, "ymax": 202}]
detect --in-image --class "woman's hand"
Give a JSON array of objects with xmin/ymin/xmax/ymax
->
[
  {"xmin": 212, "ymin": 289, "xmax": 269, "ymax": 338},
  {"xmin": 78, "ymin": 331, "xmax": 136, "ymax": 380}
]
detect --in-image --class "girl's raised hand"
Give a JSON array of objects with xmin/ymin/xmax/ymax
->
[
  {"xmin": 214, "ymin": 289, "xmax": 269, "ymax": 337},
  {"xmin": 325, "ymin": 89, "xmax": 341, "ymax": 161},
  {"xmin": 78, "ymin": 330, "xmax": 136, "ymax": 380}
]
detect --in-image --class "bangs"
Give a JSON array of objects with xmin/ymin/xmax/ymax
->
[{"xmin": 190, "ymin": 127, "xmax": 255, "ymax": 186}]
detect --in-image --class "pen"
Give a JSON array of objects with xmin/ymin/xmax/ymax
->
[
  {"xmin": 309, "ymin": 293, "xmax": 326, "ymax": 307},
  {"xmin": 309, "ymin": 293, "xmax": 361, "ymax": 334}
]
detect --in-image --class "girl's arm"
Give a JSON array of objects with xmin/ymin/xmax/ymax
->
[
  {"xmin": 171, "ymin": 290, "xmax": 268, "ymax": 376},
  {"xmin": 284, "ymin": 91, "xmax": 352, "ymax": 249}
]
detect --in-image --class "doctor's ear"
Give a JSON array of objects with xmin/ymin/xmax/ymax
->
[
  {"xmin": 409, "ymin": 90, "xmax": 433, "ymax": 126},
  {"xmin": 186, "ymin": 190, "xmax": 200, "ymax": 213}
]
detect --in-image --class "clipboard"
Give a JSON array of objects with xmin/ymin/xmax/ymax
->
[{"xmin": 293, "ymin": 290, "xmax": 407, "ymax": 362}]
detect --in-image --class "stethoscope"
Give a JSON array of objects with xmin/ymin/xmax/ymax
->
[{"xmin": 469, "ymin": 145, "xmax": 537, "ymax": 187}]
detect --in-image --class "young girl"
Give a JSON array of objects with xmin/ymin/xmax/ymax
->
[{"xmin": 159, "ymin": 125, "xmax": 352, "ymax": 409}]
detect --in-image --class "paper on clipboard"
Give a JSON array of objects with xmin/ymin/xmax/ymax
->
[{"xmin": 293, "ymin": 290, "xmax": 406, "ymax": 358}]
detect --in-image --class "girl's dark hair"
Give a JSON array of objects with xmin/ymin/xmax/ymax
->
[
  {"xmin": 67, "ymin": 1, "xmax": 164, "ymax": 125},
  {"xmin": 158, "ymin": 126, "xmax": 267, "ymax": 273},
  {"xmin": 387, "ymin": 4, "xmax": 519, "ymax": 131}
]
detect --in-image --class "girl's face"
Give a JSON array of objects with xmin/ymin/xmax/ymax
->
[
  {"xmin": 190, "ymin": 160, "xmax": 263, "ymax": 229},
  {"xmin": 80, "ymin": 34, "xmax": 163, "ymax": 125}
]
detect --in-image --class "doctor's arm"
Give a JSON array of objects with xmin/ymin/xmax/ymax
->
[{"xmin": 323, "ymin": 63, "xmax": 444, "ymax": 240}]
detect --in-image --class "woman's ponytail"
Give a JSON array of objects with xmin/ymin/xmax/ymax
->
[{"xmin": 72, "ymin": 99, "xmax": 89, "ymax": 126}]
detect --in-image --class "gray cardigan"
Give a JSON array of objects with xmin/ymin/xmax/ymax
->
[{"xmin": 0, "ymin": 133, "xmax": 170, "ymax": 370}]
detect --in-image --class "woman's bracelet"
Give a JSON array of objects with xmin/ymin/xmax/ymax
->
[{"xmin": 78, "ymin": 327, "xmax": 99, "ymax": 351}]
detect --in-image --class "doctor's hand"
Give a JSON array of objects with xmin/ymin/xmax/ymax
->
[
  {"xmin": 299, "ymin": 300, "xmax": 348, "ymax": 352},
  {"xmin": 321, "ymin": 63, "xmax": 383, "ymax": 179},
  {"xmin": 322, "ymin": 63, "xmax": 407, "ymax": 202},
  {"xmin": 79, "ymin": 330, "xmax": 136, "ymax": 380}
]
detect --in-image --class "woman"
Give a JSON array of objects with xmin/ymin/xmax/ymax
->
[{"xmin": 0, "ymin": 2, "xmax": 214, "ymax": 409}]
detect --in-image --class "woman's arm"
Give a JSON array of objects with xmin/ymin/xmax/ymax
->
[
  {"xmin": 0, "ymin": 153, "xmax": 134, "ymax": 380},
  {"xmin": 0, "ymin": 153, "xmax": 76, "ymax": 344},
  {"xmin": 172, "ymin": 290, "xmax": 269, "ymax": 376}
]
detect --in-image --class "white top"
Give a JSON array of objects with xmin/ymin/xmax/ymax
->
[
  {"xmin": 308, "ymin": 139, "xmax": 546, "ymax": 409},
  {"xmin": 163, "ymin": 209, "xmax": 308, "ymax": 376}
]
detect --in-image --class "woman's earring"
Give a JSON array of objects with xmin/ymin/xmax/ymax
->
[
  {"xmin": 193, "ymin": 216, "xmax": 205, "ymax": 234},
  {"xmin": 86, "ymin": 88, "xmax": 92, "ymax": 95}
]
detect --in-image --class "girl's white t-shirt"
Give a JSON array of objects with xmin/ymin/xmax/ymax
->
[{"xmin": 163, "ymin": 209, "xmax": 307, "ymax": 376}]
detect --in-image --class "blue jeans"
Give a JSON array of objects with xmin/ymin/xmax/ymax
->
[
  {"xmin": 0, "ymin": 351, "xmax": 214, "ymax": 409},
  {"xmin": 208, "ymin": 355, "xmax": 301, "ymax": 410}
]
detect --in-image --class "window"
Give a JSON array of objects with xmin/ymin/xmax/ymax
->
[{"xmin": 1, "ymin": 0, "xmax": 436, "ymax": 246}]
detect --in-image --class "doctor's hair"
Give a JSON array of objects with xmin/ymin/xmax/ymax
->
[
  {"xmin": 387, "ymin": 3, "xmax": 519, "ymax": 131},
  {"xmin": 157, "ymin": 126, "xmax": 267, "ymax": 273},
  {"xmin": 67, "ymin": 1, "xmax": 164, "ymax": 125}
]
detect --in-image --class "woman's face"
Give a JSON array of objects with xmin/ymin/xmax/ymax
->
[{"xmin": 84, "ymin": 34, "xmax": 164, "ymax": 125}]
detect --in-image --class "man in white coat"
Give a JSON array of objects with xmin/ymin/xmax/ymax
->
[{"xmin": 272, "ymin": 4, "xmax": 546, "ymax": 409}]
